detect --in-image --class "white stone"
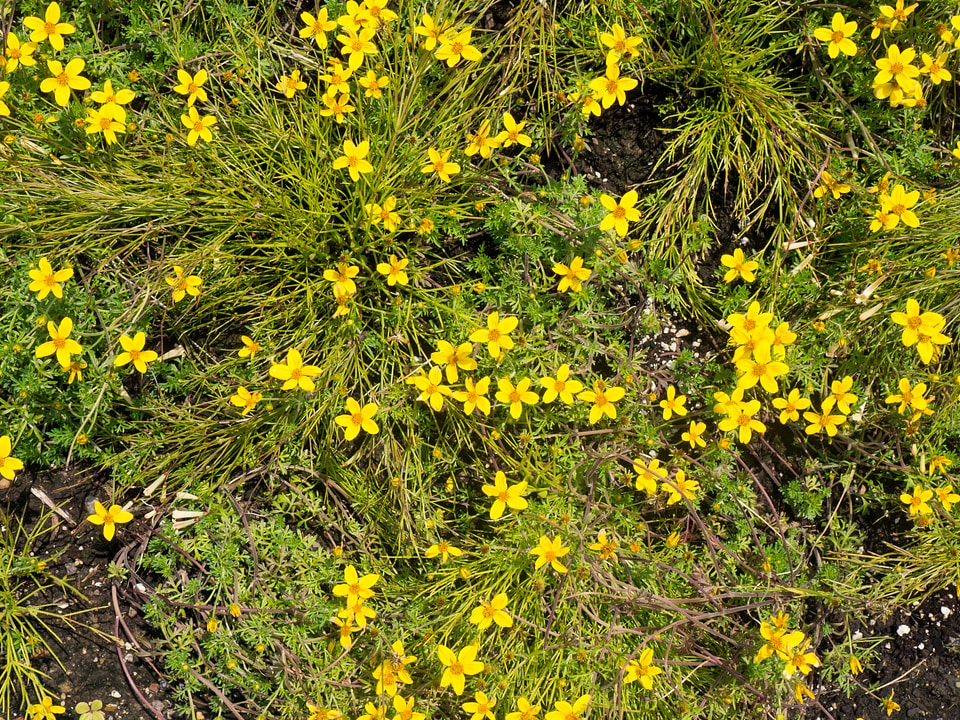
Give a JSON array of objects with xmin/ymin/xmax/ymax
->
[{"xmin": 896, "ymin": 624, "xmax": 910, "ymax": 637}]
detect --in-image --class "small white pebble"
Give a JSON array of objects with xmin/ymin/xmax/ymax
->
[
  {"xmin": 852, "ymin": 631, "xmax": 863, "ymax": 640},
  {"xmin": 896, "ymin": 624, "xmax": 910, "ymax": 637},
  {"xmin": 942, "ymin": 606, "xmax": 953, "ymax": 618},
  {"xmin": 917, "ymin": 642, "xmax": 924, "ymax": 650}
]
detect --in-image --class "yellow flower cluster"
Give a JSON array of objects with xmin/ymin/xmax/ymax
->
[
  {"xmin": 900, "ymin": 484, "xmax": 959, "ymax": 517},
  {"xmin": 331, "ymin": 564, "xmax": 380, "ymax": 649},
  {"xmin": 754, "ymin": 611, "xmax": 820, "ymax": 679}
]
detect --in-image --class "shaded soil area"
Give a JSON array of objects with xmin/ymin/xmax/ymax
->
[
  {"xmin": 824, "ymin": 587, "xmax": 960, "ymax": 720},
  {"xmin": 3, "ymin": 472, "xmax": 174, "ymax": 720}
]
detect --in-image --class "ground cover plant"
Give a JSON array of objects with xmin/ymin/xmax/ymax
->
[{"xmin": 1, "ymin": 0, "xmax": 960, "ymax": 718}]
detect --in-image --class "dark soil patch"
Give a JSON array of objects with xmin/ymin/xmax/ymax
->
[
  {"xmin": 3, "ymin": 471, "xmax": 174, "ymax": 720},
  {"xmin": 823, "ymin": 586, "xmax": 960, "ymax": 720}
]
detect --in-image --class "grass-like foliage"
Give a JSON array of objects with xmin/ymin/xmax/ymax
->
[{"xmin": 2, "ymin": 0, "xmax": 960, "ymax": 718}]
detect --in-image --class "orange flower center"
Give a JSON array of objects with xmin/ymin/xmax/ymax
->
[
  {"xmin": 450, "ymin": 41, "xmax": 464, "ymax": 54},
  {"xmin": 188, "ymin": 82, "xmax": 199, "ymax": 93},
  {"xmin": 487, "ymin": 329, "xmax": 501, "ymax": 342},
  {"xmin": 43, "ymin": 275, "xmax": 56, "ymax": 287},
  {"xmin": 351, "ymin": 412, "xmax": 364, "ymax": 426},
  {"xmin": 44, "ymin": 21, "xmax": 56, "ymax": 34},
  {"xmin": 290, "ymin": 368, "xmax": 302, "ymax": 380},
  {"xmin": 889, "ymin": 61, "xmax": 903, "ymax": 76},
  {"xmin": 450, "ymin": 661, "xmax": 463, "ymax": 675},
  {"xmin": 56, "ymin": 72, "xmax": 70, "ymax": 87},
  {"xmin": 831, "ymin": 30, "xmax": 845, "ymax": 43},
  {"xmin": 605, "ymin": 79, "xmax": 619, "ymax": 95},
  {"xmin": 509, "ymin": 390, "xmax": 521, "ymax": 403}
]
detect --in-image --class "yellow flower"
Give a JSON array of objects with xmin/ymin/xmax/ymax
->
[
  {"xmin": 813, "ymin": 13, "xmax": 858, "ymax": 58},
  {"xmin": 662, "ymin": 469, "xmax": 699, "ymax": 506},
  {"xmin": 377, "ymin": 254, "xmax": 410, "ymax": 287},
  {"xmin": 356, "ymin": 702, "xmax": 388, "ymax": 720},
  {"xmin": 772, "ymin": 389, "xmax": 811, "ymax": 423},
  {"xmin": 114, "ymin": 331, "xmax": 158, "ymax": 374},
  {"xmin": 900, "ymin": 485, "xmax": 934, "ymax": 516},
  {"xmin": 718, "ymin": 399, "xmax": 765, "ymax": 443},
  {"xmin": 813, "ymin": 170, "xmax": 852, "ymax": 199},
  {"xmin": 469, "ymin": 594, "xmax": 512, "ymax": 631},
  {"xmin": 920, "ymin": 53, "xmax": 952, "ymax": 84},
  {"xmin": 469, "ymin": 312, "xmax": 518, "ymax": 359},
  {"xmin": 230, "ymin": 386, "xmax": 262, "ymax": 416},
  {"xmin": 435, "ymin": 27, "xmax": 483, "ymax": 66},
  {"xmin": 682, "ymin": 420, "xmax": 707, "ymax": 449},
  {"xmin": 36, "ymin": 317, "xmax": 82, "ymax": 368},
  {"xmin": 28, "ymin": 257, "xmax": 73, "ymax": 299},
  {"xmin": 599, "ymin": 23, "xmax": 642, "ymax": 65},
  {"xmin": 481, "ymin": 471, "xmax": 528, "ymax": 520},
  {"xmin": 62, "ymin": 360, "xmax": 86, "ymax": 384},
  {"xmin": 659, "ymin": 385, "xmax": 687, "ymax": 420},
  {"xmin": 276, "ymin": 68, "xmax": 307, "ymax": 98},
  {"xmin": 164, "ymin": 265, "xmax": 202, "ymax": 303},
  {"xmin": 588, "ymin": 530, "xmax": 619, "ymax": 562},
  {"xmin": 880, "ymin": 690, "xmax": 900, "ymax": 716},
  {"xmin": 414, "ymin": 14, "xmax": 447, "ymax": 50},
  {"xmin": 794, "ymin": 682, "xmax": 815, "ymax": 704},
  {"xmin": 453, "ymin": 376, "xmax": 492, "ymax": 416},
  {"xmin": 849, "ymin": 655, "xmax": 864, "ymax": 675},
  {"xmin": 320, "ymin": 63, "xmax": 353, "ymax": 94},
  {"xmin": 308, "ymin": 704, "xmax": 344, "ymax": 720},
  {"xmin": 505, "ymin": 698, "xmax": 540, "ymax": 720},
  {"xmin": 540, "ymin": 364, "xmax": 583, "ymax": 405},
  {"xmin": 553, "ymin": 256, "xmax": 592, "ymax": 293},
  {"xmin": 530, "ymin": 535, "xmax": 570, "ymax": 573},
  {"xmin": 935, "ymin": 485, "xmax": 960, "ymax": 512},
  {"xmin": 84, "ymin": 104, "xmax": 126, "ymax": 144},
  {"xmin": 425, "ymin": 540, "xmax": 462, "ymax": 563},
  {"xmin": 173, "ymin": 68, "xmax": 209, "ymax": 106},
  {"xmin": 431, "ymin": 341, "xmax": 476, "ymax": 384},
  {"xmin": 891, "ymin": 300, "xmax": 951, "ymax": 363},
  {"xmin": 736, "ymin": 343, "xmax": 790, "ymax": 394},
  {"xmin": 929, "ymin": 455, "xmax": 952, "ymax": 475},
  {"xmin": 90, "ymin": 78, "xmax": 135, "ymax": 108},
  {"xmin": 324, "ymin": 261, "xmax": 360, "ymax": 297},
  {"xmin": 622, "ymin": 648, "xmax": 662, "ymax": 689},
  {"xmin": 720, "ymin": 248, "xmax": 758, "ymax": 283},
  {"xmin": 784, "ymin": 639, "xmax": 820, "ymax": 676},
  {"xmin": 496, "ymin": 377, "xmax": 539, "ymax": 419},
  {"xmin": 437, "ymin": 644, "xmax": 484, "ymax": 695},
  {"xmin": 296, "ymin": 8, "xmax": 335, "ymax": 46},
  {"xmin": 337, "ymin": 27, "xmax": 378, "ymax": 70},
  {"xmin": 633, "ymin": 457, "xmax": 665, "ymax": 495},
  {"xmin": 828, "ymin": 375, "xmax": 858, "ymax": 414},
  {"xmin": 544, "ymin": 695, "xmax": 590, "ymax": 720},
  {"xmin": 803, "ymin": 397, "xmax": 846, "ymax": 437},
  {"xmin": 333, "ymin": 564, "xmax": 378, "ymax": 605},
  {"xmin": 496, "ymin": 112, "xmax": 532, "ymax": 148},
  {"xmin": 727, "ymin": 301, "xmax": 774, "ymax": 345},
  {"xmin": 238, "ymin": 335, "xmax": 261, "ymax": 359},
  {"xmin": 86, "ymin": 501, "xmax": 133, "ymax": 541},
  {"xmin": 40, "ymin": 58, "xmax": 90, "ymax": 106},
  {"xmin": 465, "ymin": 120, "xmax": 501, "ymax": 159},
  {"xmin": 358, "ymin": 69, "xmax": 390, "ymax": 98},
  {"xmin": 330, "ymin": 615, "xmax": 359, "ymax": 649},
  {"xmin": 181, "ymin": 107, "xmax": 217, "ymax": 146},
  {"xmin": 880, "ymin": 184, "xmax": 920, "ymax": 228},
  {"xmin": 269, "ymin": 348, "xmax": 321, "ymax": 392},
  {"xmin": 421, "ymin": 147, "xmax": 461, "ymax": 182},
  {"xmin": 598, "ymin": 190, "xmax": 641, "ymax": 237},
  {"xmin": 407, "ymin": 366, "xmax": 453, "ymax": 411},
  {"xmin": 391, "ymin": 696, "xmax": 423, "ymax": 720},
  {"xmin": 4, "ymin": 32, "xmax": 38, "ymax": 73},
  {"xmin": 880, "ymin": 0, "xmax": 918, "ymax": 26},
  {"xmin": 333, "ymin": 139, "xmax": 374, "ymax": 181},
  {"xmin": 0, "ymin": 435, "xmax": 25, "ymax": 481},
  {"xmin": 0, "ymin": 81, "xmax": 10, "ymax": 117},
  {"xmin": 755, "ymin": 621, "xmax": 805, "ymax": 663},
  {"xmin": 335, "ymin": 398, "xmax": 379, "ymax": 440},
  {"xmin": 577, "ymin": 379, "xmax": 625, "ymax": 425},
  {"xmin": 24, "ymin": 2, "xmax": 75, "ymax": 50},
  {"xmin": 874, "ymin": 45, "xmax": 919, "ymax": 92},
  {"xmin": 588, "ymin": 63, "xmax": 637, "ymax": 108}
]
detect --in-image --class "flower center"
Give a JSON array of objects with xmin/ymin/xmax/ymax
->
[
  {"xmin": 351, "ymin": 412, "xmax": 364, "ymax": 426},
  {"xmin": 509, "ymin": 391, "xmax": 521, "ymax": 403},
  {"xmin": 450, "ymin": 661, "xmax": 463, "ymax": 675},
  {"xmin": 290, "ymin": 368, "xmax": 302, "ymax": 380},
  {"xmin": 889, "ymin": 61, "xmax": 903, "ymax": 76},
  {"xmin": 488, "ymin": 329, "xmax": 501, "ymax": 342},
  {"xmin": 44, "ymin": 21, "xmax": 56, "ymax": 34},
  {"xmin": 450, "ymin": 41, "xmax": 464, "ymax": 54},
  {"xmin": 56, "ymin": 72, "xmax": 70, "ymax": 87}
]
